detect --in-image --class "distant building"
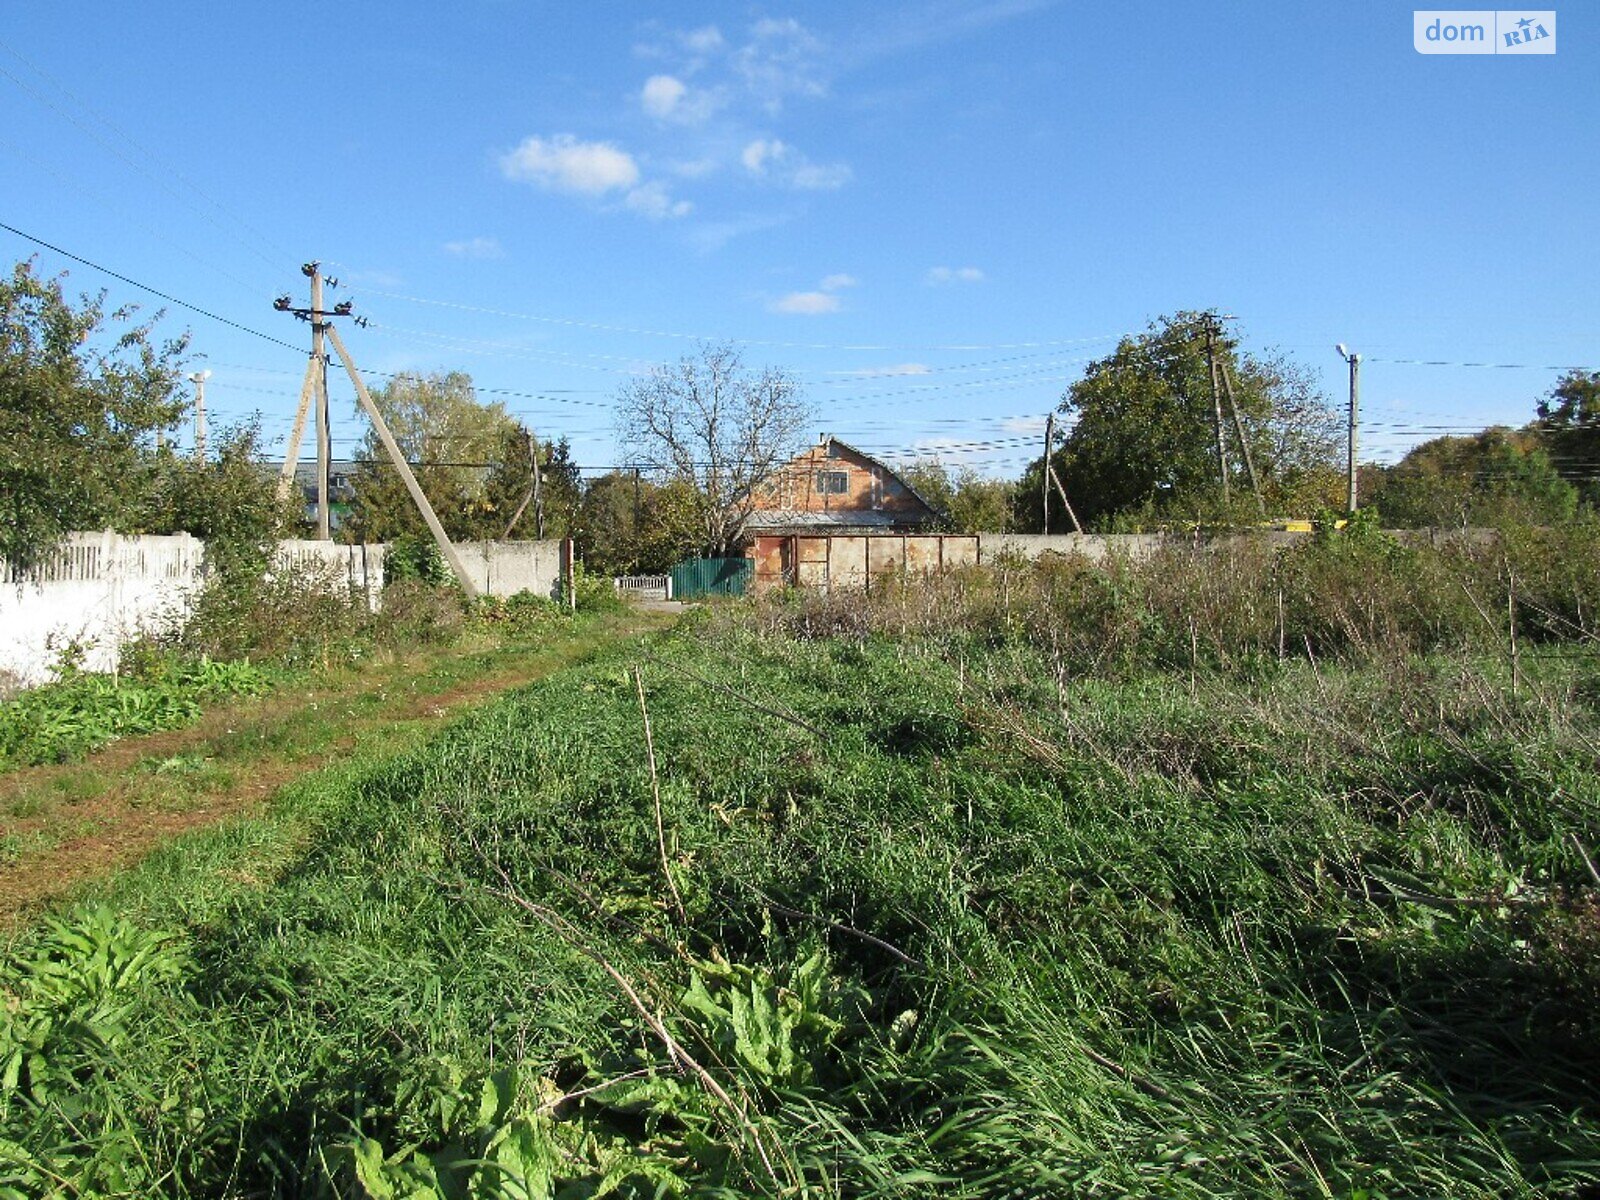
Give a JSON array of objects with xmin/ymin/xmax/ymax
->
[
  {"xmin": 261, "ymin": 460, "xmax": 359, "ymax": 531},
  {"xmin": 742, "ymin": 436, "xmax": 940, "ymax": 539},
  {"xmin": 740, "ymin": 437, "xmax": 944, "ymax": 588}
]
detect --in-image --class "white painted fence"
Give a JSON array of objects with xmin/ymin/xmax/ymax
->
[{"xmin": 1, "ymin": 532, "xmax": 566, "ymax": 688}]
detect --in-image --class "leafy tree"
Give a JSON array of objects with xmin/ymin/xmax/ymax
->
[
  {"xmin": 346, "ymin": 370, "xmax": 519, "ymax": 542},
  {"xmin": 134, "ymin": 420, "xmax": 292, "ymax": 576},
  {"xmin": 1017, "ymin": 313, "xmax": 1340, "ymax": 530},
  {"xmin": 575, "ymin": 471, "xmax": 701, "ymax": 574},
  {"xmin": 0, "ymin": 260, "xmax": 188, "ymax": 571},
  {"xmin": 1366, "ymin": 427, "xmax": 1577, "ymax": 527},
  {"xmin": 1535, "ymin": 369, "xmax": 1600, "ymax": 501},
  {"xmin": 616, "ymin": 343, "xmax": 811, "ymax": 556},
  {"xmin": 900, "ymin": 460, "xmax": 1016, "ymax": 532}
]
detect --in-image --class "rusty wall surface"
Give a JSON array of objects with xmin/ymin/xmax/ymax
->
[{"xmin": 748, "ymin": 533, "xmax": 979, "ymax": 592}]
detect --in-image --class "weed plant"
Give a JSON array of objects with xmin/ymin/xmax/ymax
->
[
  {"xmin": 0, "ymin": 656, "xmax": 267, "ymax": 766},
  {"xmin": 3, "ymin": 543, "xmax": 1600, "ymax": 1196}
]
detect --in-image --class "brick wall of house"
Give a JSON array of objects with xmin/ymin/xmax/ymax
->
[{"xmin": 753, "ymin": 439, "xmax": 933, "ymax": 520}]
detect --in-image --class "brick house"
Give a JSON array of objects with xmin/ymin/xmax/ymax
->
[{"xmin": 741, "ymin": 436, "xmax": 945, "ymax": 587}]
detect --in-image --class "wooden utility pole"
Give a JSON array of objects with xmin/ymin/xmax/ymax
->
[
  {"xmin": 1042, "ymin": 412, "xmax": 1054, "ymax": 533},
  {"xmin": 323, "ymin": 323, "xmax": 480, "ymax": 601}
]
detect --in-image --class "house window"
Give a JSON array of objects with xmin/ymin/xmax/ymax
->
[{"xmin": 816, "ymin": 470, "xmax": 849, "ymax": 495}]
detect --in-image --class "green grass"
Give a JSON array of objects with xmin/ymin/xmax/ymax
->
[
  {"xmin": 3, "ymin": 611, "xmax": 1599, "ymax": 1197},
  {"xmin": 0, "ymin": 658, "xmax": 270, "ymax": 768}
]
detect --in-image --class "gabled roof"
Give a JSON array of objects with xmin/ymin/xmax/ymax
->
[{"xmin": 818, "ymin": 436, "xmax": 942, "ymax": 517}]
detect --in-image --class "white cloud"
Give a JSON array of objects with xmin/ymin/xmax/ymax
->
[
  {"xmin": 669, "ymin": 157, "xmax": 719, "ymax": 179},
  {"xmin": 681, "ymin": 24, "xmax": 725, "ymax": 55},
  {"xmin": 839, "ymin": 362, "xmax": 931, "ymax": 377},
  {"xmin": 925, "ymin": 265, "xmax": 986, "ymax": 285},
  {"xmin": 442, "ymin": 236, "xmax": 503, "ymax": 260},
  {"xmin": 623, "ymin": 181, "xmax": 693, "ymax": 220},
  {"xmin": 741, "ymin": 137, "xmax": 786, "ymax": 174},
  {"xmin": 641, "ymin": 74, "xmax": 687, "ymax": 118},
  {"xmin": 741, "ymin": 138, "xmax": 850, "ymax": 190},
  {"xmin": 819, "ymin": 273, "xmax": 857, "ymax": 291},
  {"xmin": 792, "ymin": 161, "xmax": 852, "ymax": 190},
  {"xmin": 769, "ymin": 290, "xmax": 841, "ymax": 315},
  {"xmin": 641, "ymin": 73, "xmax": 721, "ymax": 124},
  {"xmin": 500, "ymin": 134, "xmax": 640, "ymax": 194},
  {"xmin": 734, "ymin": 17, "xmax": 826, "ymax": 109},
  {"xmin": 1001, "ymin": 414, "xmax": 1050, "ymax": 435}
]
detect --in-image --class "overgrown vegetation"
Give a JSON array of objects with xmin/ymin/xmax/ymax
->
[
  {"xmin": 0, "ymin": 656, "xmax": 268, "ymax": 767},
  {"xmin": 4, "ymin": 530, "xmax": 1599, "ymax": 1196}
]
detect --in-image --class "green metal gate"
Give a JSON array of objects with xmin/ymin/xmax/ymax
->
[{"xmin": 669, "ymin": 557, "xmax": 753, "ymax": 599}]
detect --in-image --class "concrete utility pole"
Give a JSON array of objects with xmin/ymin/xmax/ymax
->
[
  {"xmin": 324, "ymin": 323, "xmax": 480, "ymax": 602},
  {"xmin": 1042, "ymin": 412, "xmax": 1054, "ymax": 533},
  {"xmin": 1203, "ymin": 321, "xmax": 1230, "ymax": 505},
  {"xmin": 1336, "ymin": 344, "xmax": 1361, "ymax": 512},
  {"xmin": 310, "ymin": 266, "xmax": 331, "ymax": 540},
  {"xmin": 1217, "ymin": 358, "xmax": 1264, "ymax": 516},
  {"xmin": 188, "ymin": 370, "xmax": 211, "ymax": 461},
  {"xmin": 275, "ymin": 270, "xmax": 480, "ymax": 600}
]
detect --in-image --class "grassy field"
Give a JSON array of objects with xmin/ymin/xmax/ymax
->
[
  {"xmin": 0, "ymin": 608, "xmax": 664, "ymax": 921},
  {"xmin": 4, "ymin": 546, "xmax": 1599, "ymax": 1197}
]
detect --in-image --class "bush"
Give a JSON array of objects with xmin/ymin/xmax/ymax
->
[{"xmin": 384, "ymin": 534, "xmax": 452, "ymax": 588}]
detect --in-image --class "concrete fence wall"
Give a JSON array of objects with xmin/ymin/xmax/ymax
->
[
  {"xmin": 454, "ymin": 539, "xmax": 564, "ymax": 601},
  {"xmin": 1, "ymin": 533, "xmax": 565, "ymax": 687}
]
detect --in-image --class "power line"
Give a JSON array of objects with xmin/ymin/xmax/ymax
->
[
  {"xmin": 0, "ymin": 37, "xmax": 291, "ymax": 273},
  {"xmin": 360, "ymin": 286, "xmax": 1130, "ymax": 353},
  {"xmin": 0, "ymin": 220, "xmax": 303, "ymax": 352},
  {"xmin": 1367, "ymin": 356, "xmax": 1599, "ymax": 373}
]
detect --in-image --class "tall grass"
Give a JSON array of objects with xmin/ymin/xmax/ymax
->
[{"xmin": 3, "ymin": 539, "xmax": 1599, "ymax": 1196}]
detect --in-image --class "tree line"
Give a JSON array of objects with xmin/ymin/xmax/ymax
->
[{"xmin": 6, "ymin": 259, "xmax": 1596, "ymax": 583}]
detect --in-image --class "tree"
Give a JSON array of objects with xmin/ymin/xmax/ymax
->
[
  {"xmin": 575, "ymin": 471, "xmax": 702, "ymax": 574},
  {"xmin": 1365, "ymin": 427, "xmax": 1577, "ymax": 527},
  {"xmin": 616, "ymin": 343, "xmax": 812, "ymax": 556},
  {"xmin": 899, "ymin": 460, "xmax": 1016, "ymax": 532},
  {"xmin": 133, "ymin": 420, "xmax": 292, "ymax": 576},
  {"xmin": 1020, "ymin": 313, "xmax": 1340, "ymax": 530},
  {"xmin": 0, "ymin": 260, "xmax": 188, "ymax": 571},
  {"xmin": 346, "ymin": 370, "xmax": 519, "ymax": 542},
  {"xmin": 1535, "ymin": 369, "xmax": 1600, "ymax": 501}
]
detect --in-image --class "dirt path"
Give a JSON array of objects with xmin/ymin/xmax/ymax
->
[{"xmin": 0, "ymin": 613, "xmax": 663, "ymax": 922}]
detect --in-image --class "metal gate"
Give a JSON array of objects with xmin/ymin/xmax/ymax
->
[{"xmin": 669, "ymin": 557, "xmax": 753, "ymax": 599}]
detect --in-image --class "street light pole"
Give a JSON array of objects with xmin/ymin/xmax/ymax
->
[
  {"xmin": 189, "ymin": 370, "xmax": 211, "ymax": 461},
  {"xmin": 1335, "ymin": 345, "xmax": 1361, "ymax": 513}
]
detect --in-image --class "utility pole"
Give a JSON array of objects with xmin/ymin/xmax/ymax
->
[
  {"xmin": 1042, "ymin": 412, "xmax": 1054, "ymax": 533},
  {"xmin": 501, "ymin": 429, "xmax": 544, "ymax": 540},
  {"xmin": 309, "ymin": 265, "xmax": 331, "ymax": 540},
  {"xmin": 1217, "ymin": 358, "xmax": 1264, "ymax": 516},
  {"xmin": 188, "ymin": 370, "xmax": 211, "ymax": 461},
  {"xmin": 275, "ymin": 271, "xmax": 481, "ymax": 601},
  {"xmin": 1202, "ymin": 319, "xmax": 1230, "ymax": 505},
  {"xmin": 1336, "ymin": 344, "xmax": 1361, "ymax": 512}
]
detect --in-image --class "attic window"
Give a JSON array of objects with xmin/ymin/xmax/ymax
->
[{"xmin": 816, "ymin": 470, "xmax": 849, "ymax": 495}]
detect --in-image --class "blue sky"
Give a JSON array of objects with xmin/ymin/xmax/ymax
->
[{"xmin": 2, "ymin": 2, "xmax": 1594, "ymax": 478}]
